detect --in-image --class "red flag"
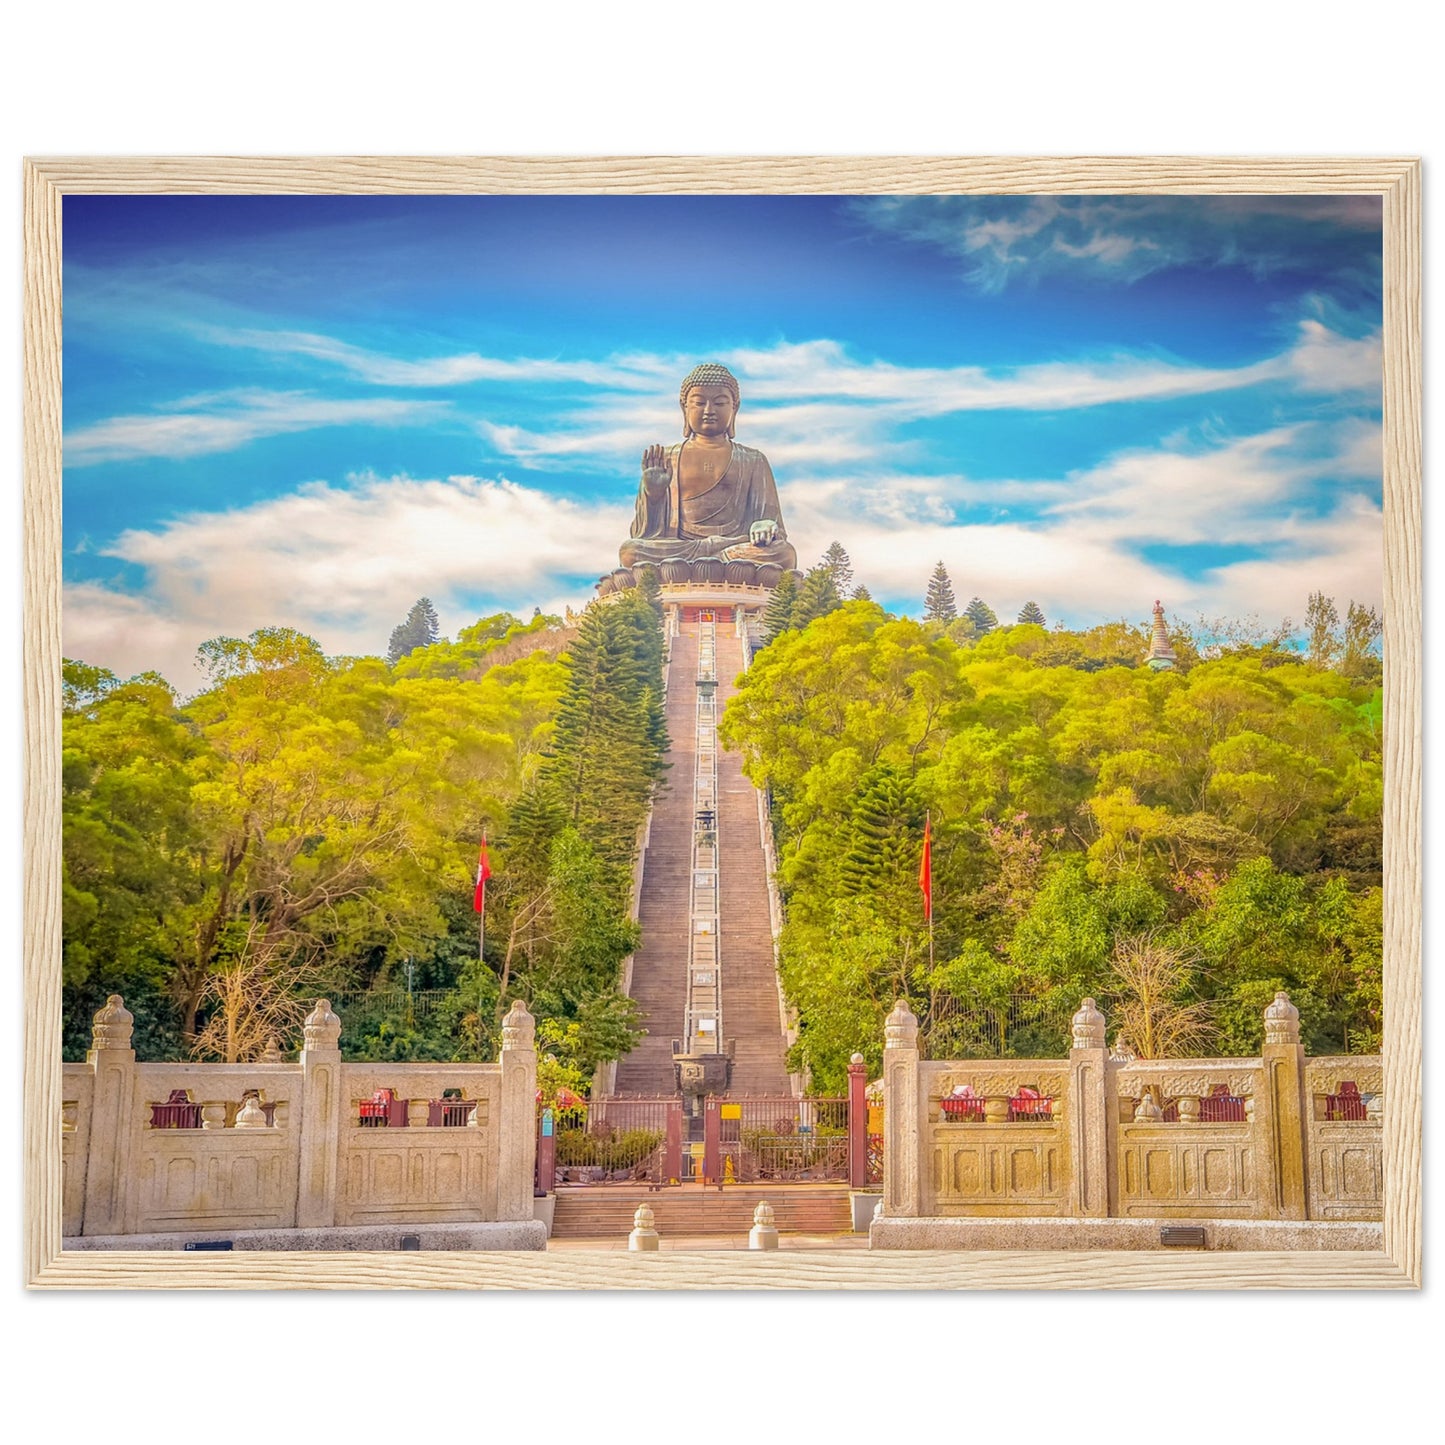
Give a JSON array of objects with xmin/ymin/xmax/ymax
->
[
  {"xmin": 919, "ymin": 814, "xmax": 933, "ymax": 921},
  {"xmin": 473, "ymin": 835, "xmax": 492, "ymax": 914}
]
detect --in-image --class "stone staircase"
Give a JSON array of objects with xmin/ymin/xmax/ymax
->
[
  {"xmin": 612, "ymin": 631, "xmax": 697, "ymax": 1094},
  {"xmin": 713, "ymin": 627, "xmax": 792, "ymax": 1095},
  {"xmin": 612, "ymin": 621, "xmax": 791, "ymax": 1096},
  {"xmin": 549, "ymin": 1184, "xmax": 852, "ymax": 1240}
]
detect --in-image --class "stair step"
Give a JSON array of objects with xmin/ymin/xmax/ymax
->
[{"xmin": 549, "ymin": 1185, "xmax": 853, "ymax": 1238}]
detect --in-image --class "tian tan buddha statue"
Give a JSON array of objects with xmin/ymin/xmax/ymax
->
[{"xmin": 618, "ymin": 362, "xmax": 798, "ymax": 572}]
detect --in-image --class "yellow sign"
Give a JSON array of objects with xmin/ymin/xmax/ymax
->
[{"xmin": 720, "ymin": 1103, "xmax": 742, "ymax": 1119}]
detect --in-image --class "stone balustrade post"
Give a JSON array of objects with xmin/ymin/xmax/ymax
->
[
  {"xmin": 629, "ymin": 1203, "xmax": 660, "ymax": 1251},
  {"xmin": 296, "ymin": 999, "xmax": 343, "ymax": 1228},
  {"xmin": 749, "ymin": 1200, "xmax": 779, "ymax": 1250},
  {"xmin": 882, "ymin": 1000, "xmax": 922, "ymax": 1218},
  {"xmin": 847, "ymin": 1052, "xmax": 869, "ymax": 1189},
  {"xmin": 497, "ymin": 1001, "xmax": 538, "ymax": 1221},
  {"xmin": 1068, "ymin": 997, "xmax": 1114, "ymax": 1218},
  {"xmin": 235, "ymin": 1094, "xmax": 268, "ymax": 1130},
  {"xmin": 1261, "ymin": 991, "xmax": 1308, "ymax": 1220},
  {"xmin": 80, "ymin": 995, "xmax": 136, "ymax": 1237}
]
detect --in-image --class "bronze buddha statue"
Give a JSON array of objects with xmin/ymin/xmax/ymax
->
[{"xmin": 618, "ymin": 362, "xmax": 798, "ymax": 572}]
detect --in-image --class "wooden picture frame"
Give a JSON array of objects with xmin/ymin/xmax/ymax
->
[{"xmin": 23, "ymin": 156, "xmax": 1421, "ymax": 1289}]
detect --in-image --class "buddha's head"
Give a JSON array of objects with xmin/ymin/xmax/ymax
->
[{"xmin": 680, "ymin": 362, "xmax": 740, "ymax": 440}]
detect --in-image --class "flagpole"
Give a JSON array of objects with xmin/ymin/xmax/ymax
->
[
  {"xmin": 926, "ymin": 810, "xmax": 934, "ymax": 974},
  {"xmin": 477, "ymin": 832, "xmax": 489, "ymax": 1060}
]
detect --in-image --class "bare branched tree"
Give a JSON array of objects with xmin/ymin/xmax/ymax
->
[
  {"xmin": 189, "ymin": 943, "xmax": 319, "ymax": 1063},
  {"xmin": 1109, "ymin": 932, "xmax": 1217, "ymax": 1059}
]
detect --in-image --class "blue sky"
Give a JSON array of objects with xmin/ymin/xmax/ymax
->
[{"xmin": 62, "ymin": 193, "xmax": 1382, "ymax": 691}]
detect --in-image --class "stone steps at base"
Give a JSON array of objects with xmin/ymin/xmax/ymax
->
[{"xmin": 549, "ymin": 1186, "xmax": 854, "ymax": 1239}]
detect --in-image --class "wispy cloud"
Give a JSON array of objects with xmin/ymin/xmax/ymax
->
[
  {"xmin": 774, "ymin": 420, "xmax": 1382, "ymax": 623},
  {"xmin": 196, "ymin": 326, "xmax": 676, "ymax": 391},
  {"xmin": 467, "ymin": 323, "xmax": 1378, "ymax": 476},
  {"xmin": 849, "ymin": 195, "xmax": 1383, "ymax": 293},
  {"xmin": 65, "ymin": 390, "xmax": 450, "ymax": 466},
  {"xmin": 65, "ymin": 472, "xmax": 629, "ymax": 687}
]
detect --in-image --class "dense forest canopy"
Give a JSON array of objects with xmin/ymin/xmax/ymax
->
[
  {"xmin": 720, "ymin": 598, "xmax": 1383, "ymax": 1089},
  {"xmin": 61, "ymin": 588, "xmax": 667, "ymax": 1094},
  {"xmin": 63, "ymin": 567, "xmax": 1382, "ymax": 1099}
]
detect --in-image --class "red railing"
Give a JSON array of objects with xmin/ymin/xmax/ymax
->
[
  {"xmin": 358, "ymin": 1088, "xmax": 405, "ymax": 1127},
  {"xmin": 1199, "ymin": 1086, "xmax": 1247, "ymax": 1123},
  {"xmin": 937, "ymin": 1088, "xmax": 1055, "ymax": 1122},
  {"xmin": 1326, "ymin": 1082, "xmax": 1368, "ymax": 1121},
  {"xmin": 1159, "ymin": 1085, "xmax": 1247, "ymax": 1123},
  {"xmin": 149, "ymin": 1090, "xmax": 201, "ymax": 1129},
  {"xmin": 429, "ymin": 1099, "xmax": 475, "ymax": 1127},
  {"xmin": 1008, "ymin": 1088, "xmax": 1054, "ymax": 1122},
  {"xmin": 545, "ymin": 1097, "xmax": 676, "ymax": 1185}
]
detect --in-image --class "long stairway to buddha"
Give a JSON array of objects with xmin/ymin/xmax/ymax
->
[{"xmin": 611, "ymin": 617, "xmax": 792, "ymax": 1097}]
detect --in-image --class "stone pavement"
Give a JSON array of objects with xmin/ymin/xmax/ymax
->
[{"xmin": 546, "ymin": 1232, "xmax": 869, "ymax": 1252}]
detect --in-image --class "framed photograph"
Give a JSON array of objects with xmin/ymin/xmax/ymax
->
[{"xmin": 23, "ymin": 156, "xmax": 1420, "ymax": 1289}]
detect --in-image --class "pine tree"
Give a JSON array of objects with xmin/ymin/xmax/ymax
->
[
  {"xmin": 1017, "ymin": 601, "xmax": 1047, "ymax": 627},
  {"xmin": 923, "ymin": 563, "xmax": 958, "ymax": 623},
  {"xmin": 852, "ymin": 584, "xmax": 873, "ymax": 604},
  {"xmin": 821, "ymin": 541, "xmax": 854, "ymax": 596},
  {"xmin": 387, "ymin": 597, "xmax": 441, "ymax": 663},
  {"xmin": 965, "ymin": 597, "xmax": 998, "ymax": 635},
  {"xmin": 636, "ymin": 567, "xmax": 663, "ymax": 617},
  {"xmin": 793, "ymin": 566, "xmax": 843, "ymax": 628},
  {"xmin": 539, "ymin": 591, "xmax": 668, "ymax": 873},
  {"xmin": 761, "ymin": 572, "xmax": 800, "ymax": 641},
  {"xmin": 839, "ymin": 763, "xmax": 925, "ymax": 900}
]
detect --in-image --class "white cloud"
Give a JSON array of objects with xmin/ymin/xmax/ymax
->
[
  {"xmin": 65, "ymin": 414, "xmax": 1382, "ymax": 689},
  {"xmin": 1286, "ymin": 320, "xmax": 1381, "ymax": 393},
  {"xmin": 199, "ymin": 326, "xmax": 676, "ymax": 391},
  {"xmin": 74, "ymin": 321, "xmax": 1378, "ymax": 486},
  {"xmin": 65, "ymin": 390, "xmax": 450, "ymax": 465},
  {"xmin": 780, "ymin": 423, "xmax": 1382, "ymax": 628},
  {"xmin": 848, "ymin": 195, "xmax": 1382, "ymax": 292},
  {"xmin": 65, "ymin": 473, "xmax": 626, "ymax": 689}
]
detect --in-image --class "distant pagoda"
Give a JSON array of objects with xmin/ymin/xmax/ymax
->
[{"xmin": 1145, "ymin": 599, "xmax": 1177, "ymax": 671}]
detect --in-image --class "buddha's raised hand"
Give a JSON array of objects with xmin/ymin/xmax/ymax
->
[{"xmin": 641, "ymin": 445, "xmax": 670, "ymax": 489}]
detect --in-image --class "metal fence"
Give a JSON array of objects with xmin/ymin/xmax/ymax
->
[
  {"xmin": 547, "ymin": 1097, "xmax": 672, "ymax": 1185},
  {"xmin": 925, "ymin": 993, "xmax": 1074, "ymax": 1060},
  {"xmin": 717, "ymin": 1096, "xmax": 850, "ymax": 1184}
]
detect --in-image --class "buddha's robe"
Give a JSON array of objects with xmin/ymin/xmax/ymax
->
[{"xmin": 619, "ymin": 441, "xmax": 798, "ymax": 570}]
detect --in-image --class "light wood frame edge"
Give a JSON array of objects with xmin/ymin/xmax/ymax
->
[{"xmin": 23, "ymin": 156, "xmax": 1422, "ymax": 1290}]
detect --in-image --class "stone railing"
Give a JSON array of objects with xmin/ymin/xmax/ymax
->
[
  {"xmin": 880, "ymin": 993, "xmax": 1382, "ymax": 1227},
  {"xmin": 61, "ymin": 994, "xmax": 537, "ymax": 1239}
]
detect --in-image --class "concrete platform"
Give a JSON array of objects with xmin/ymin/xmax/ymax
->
[
  {"xmin": 65, "ymin": 1220, "xmax": 548, "ymax": 1252},
  {"xmin": 868, "ymin": 1215, "xmax": 1383, "ymax": 1252}
]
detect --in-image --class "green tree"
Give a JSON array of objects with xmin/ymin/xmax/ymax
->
[
  {"xmin": 793, "ymin": 565, "xmax": 843, "ymax": 628},
  {"xmin": 1305, "ymin": 591, "xmax": 1341, "ymax": 669},
  {"xmin": 761, "ymin": 571, "xmax": 799, "ymax": 641},
  {"xmin": 965, "ymin": 597, "xmax": 999, "ymax": 635},
  {"xmin": 820, "ymin": 540, "xmax": 854, "ymax": 596},
  {"xmin": 540, "ymin": 590, "xmax": 667, "ymax": 872},
  {"xmin": 387, "ymin": 596, "xmax": 441, "ymax": 664},
  {"xmin": 923, "ymin": 562, "xmax": 958, "ymax": 623},
  {"xmin": 1341, "ymin": 600, "xmax": 1383, "ymax": 681},
  {"xmin": 839, "ymin": 763, "xmax": 926, "ymax": 910},
  {"xmin": 1017, "ymin": 600, "xmax": 1047, "ymax": 626}
]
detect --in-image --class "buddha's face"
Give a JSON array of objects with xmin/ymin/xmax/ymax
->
[{"xmin": 683, "ymin": 383, "xmax": 736, "ymax": 439}]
